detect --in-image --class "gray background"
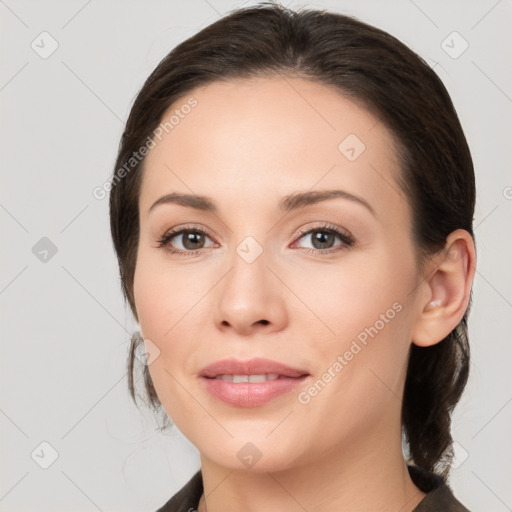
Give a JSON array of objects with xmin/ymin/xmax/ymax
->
[{"xmin": 1, "ymin": 0, "xmax": 511, "ymax": 510}]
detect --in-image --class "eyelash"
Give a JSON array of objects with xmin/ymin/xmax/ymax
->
[{"xmin": 156, "ymin": 223, "xmax": 355, "ymax": 257}]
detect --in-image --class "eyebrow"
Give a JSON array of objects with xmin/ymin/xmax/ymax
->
[{"xmin": 148, "ymin": 189, "xmax": 375, "ymax": 216}]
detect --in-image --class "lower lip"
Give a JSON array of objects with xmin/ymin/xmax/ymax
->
[{"xmin": 200, "ymin": 375, "xmax": 309, "ymax": 407}]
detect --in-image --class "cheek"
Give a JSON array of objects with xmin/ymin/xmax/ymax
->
[
  {"xmin": 133, "ymin": 253, "xmax": 179, "ymax": 366},
  {"xmin": 132, "ymin": 255, "xmax": 211, "ymax": 383},
  {"xmin": 133, "ymin": 269, "xmax": 169, "ymax": 340},
  {"xmin": 288, "ymin": 248, "xmax": 416, "ymax": 408},
  {"xmin": 133, "ymin": 261, "xmax": 195, "ymax": 419},
  {"xmin": 287, "ymin": 250, "xmax": 415, "ymax": 346},
  {"xmin": 133, "ymin": 251, "xmax": 200, "ymax": 337}
]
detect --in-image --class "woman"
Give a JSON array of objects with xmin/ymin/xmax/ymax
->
[{"xmin": 109, "ymin": 3, "xmax": 476, "ymax": 511}]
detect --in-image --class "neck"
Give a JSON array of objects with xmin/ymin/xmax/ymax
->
[{"xmin": 197, "ymin": 422, "xmax": 426, "ymax": 512}]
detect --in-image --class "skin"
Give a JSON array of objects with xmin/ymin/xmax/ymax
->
[{"xmin": 133, "ymin": 76, "xmax": 476, "ymax": 512}]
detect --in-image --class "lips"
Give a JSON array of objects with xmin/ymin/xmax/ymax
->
[
  {"xmin": 200, "ymin": 375, "xmax": 310, "ymax": 407},
  {"xmin": 199, "ymin": 357, "xmax": 309, "ymax": 379},
  {"xmin": 198, "ymin": 357, "xmax": 310, "ymax": 407}
]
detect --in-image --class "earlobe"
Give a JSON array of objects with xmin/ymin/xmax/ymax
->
[{"xmin": 412, "ymin": 229, "xmax": 476, "ymax": 348}]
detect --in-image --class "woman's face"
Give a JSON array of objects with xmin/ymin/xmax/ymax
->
[{"xmin": 134, "ymin": 76, "xmax": 426, "ymax": 472}]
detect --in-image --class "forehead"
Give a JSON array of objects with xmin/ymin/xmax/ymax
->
[{"xmin": 139, "ymin": 76, "xmax": 405, "ymax": 218}]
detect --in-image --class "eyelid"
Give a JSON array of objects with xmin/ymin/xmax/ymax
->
[
  {"xmin": 293, "ymin": 222, "xmax": 354, "ymax": 242},
  {"xmin": 157, "ymin": 221, "xmax": 355, "ymax": 255},
  {"xmin": 290, "ymin": 223, "xmax": 355, "ymax": 253},
  {"xmin": 156, "ymin": 223, "xmax": 216, "ymax": 247}
]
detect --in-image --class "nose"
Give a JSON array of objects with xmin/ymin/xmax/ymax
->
[{"xmin": 213, "ymin": 246, "xmax": 287, "ymax": 336}]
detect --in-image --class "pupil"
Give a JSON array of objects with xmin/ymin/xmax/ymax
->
[
  {"xmin": 183, "ymin": 232, "xmax": 204, "ymax": 250},
  {"xmin": 313, "ymin": 231, "xmax": 333, "ymax": 249}
]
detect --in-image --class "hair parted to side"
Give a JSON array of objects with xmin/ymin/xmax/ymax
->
[{"xmin": 109, "ymin": 1, "xmax": 475, "ymax": 480}]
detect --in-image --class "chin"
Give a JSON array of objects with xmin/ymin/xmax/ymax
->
[{"xmin": 198, "ymin": 438, "xmax": 304, "ymax": 474}]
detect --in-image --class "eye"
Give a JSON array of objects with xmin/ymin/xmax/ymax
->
[
  {"xmin": 156, "ymin": 226, "xmax": 216, "ymax": 256},
  {"xmin": 156, "ymin": 223, "xmax": 355, "ymax": 257},
  {"xmin": 293, "ymin": 223, "xmax": 354, "ymax": 254}
]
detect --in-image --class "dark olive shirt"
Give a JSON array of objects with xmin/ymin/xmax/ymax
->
[{"xmin": 155, "ymin": 464, "xmax": 470, "ymax": 511}]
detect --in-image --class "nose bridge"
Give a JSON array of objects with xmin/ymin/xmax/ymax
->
[
  {"xmin": 225, "ymin": 233, "xmax": 269, "ymax": 302},
  {"xmin": 213, "ymin": 230, "xmax": 283, "ymax": 331},
  {"xmin": 235, "ymin": 233, "xmax": 266, "ymax": 266}
]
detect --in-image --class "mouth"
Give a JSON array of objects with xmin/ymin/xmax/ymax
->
[
  {"xmin": 199, "ymin": 358, "xmax": 310, "ymax": 407},
  {"xmin": 209, "ymin": 373, "xmax": 282, "ymax": 382},
  {"xmin": 199, "ymin": 357, "xmax": 309, "ymax": 379}
]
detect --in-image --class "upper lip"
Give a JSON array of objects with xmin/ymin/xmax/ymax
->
[{"xmin": 199, "ymin": 357, "xmax": 309, "ymax": 378}]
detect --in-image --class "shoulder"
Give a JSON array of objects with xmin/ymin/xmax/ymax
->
[
  {"xmin": 408, "ymin": 465, "xmax": 471, "ymax": 512},
  {"xmin": 155, "ymin": 470, "xmax": 203, "ymax": 512}
]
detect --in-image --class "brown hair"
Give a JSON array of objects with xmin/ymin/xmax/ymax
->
[{"xmin": 109, "ymin": 1, "xmax": 475, "ymax": 480}]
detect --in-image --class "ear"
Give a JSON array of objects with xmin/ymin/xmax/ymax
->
[{"xmin": 412, "ymin": 229, "xmax": 476, "ymax": 347}]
